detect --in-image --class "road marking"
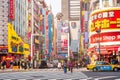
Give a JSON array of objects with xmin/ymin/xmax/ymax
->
[
  {"xmin": 94, "ymin": 76, "xmax": 117, "ymax": 80},
  {"xmin": 115, "ymin": 78, "xmax": 120, "ymax": 80},
  {"xmin": 80, "ymin": 77, "xmax": 93, "ymax": 80}
]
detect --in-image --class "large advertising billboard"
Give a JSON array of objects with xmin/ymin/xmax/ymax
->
[
  {"xmin": 70, "ymin": 21, "xmax": 80, "ymax": 40},
  {"xmin": 57, "ymin": 21, "xmax": 69, "ymax": 53},
  {"xmin": 89, "ymin": 8, "xmax": 120, "ymax": 47}
]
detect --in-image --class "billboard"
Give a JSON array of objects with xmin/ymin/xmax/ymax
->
[
  {"xmin": 70, "ymin": 21, "xmax": 80, "ymax": 40},
  {"xmin": 57, "ymin": 21, "xmax": 69, "ymax": 53},
  {"xmin": 89, "ymin": 8, "xmax": 120, "ymax": 46},
  {"xmin": 61, "ymin": 34, "xmax": 68, "ymax": 51}
]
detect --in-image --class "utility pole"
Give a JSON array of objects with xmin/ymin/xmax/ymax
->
[{"xmin": 68, "ymin": 33, "xmax": 70, "ymax": 61}]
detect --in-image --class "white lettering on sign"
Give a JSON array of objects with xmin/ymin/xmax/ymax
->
[
  {"xmin": 117, "ymin": 35, "xmax": 120, "ymax": 39},
  {"xmin": 103, "ymin": 36, "xmax": 116, "ymax": 41},
  {"xmin": 92, "ymin": 37, "xmax": 102, "ymax": 43},
  {"xmin": 91, "ymin": 11, "xmax": 114, "ymax": 21},
  {"xmin": 103, "ymin": 12, "xmax": 108, "ymax": 18}
]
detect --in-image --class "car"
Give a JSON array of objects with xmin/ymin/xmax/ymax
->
[
  {"xmin": 39, "ymin": 61, "xmax": 48, "ymax": 69},
  {"xmin": 87, "ymin": 61, "xmax": 120, "ymax": 72}
]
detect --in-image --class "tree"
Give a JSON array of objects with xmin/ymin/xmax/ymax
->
[{"xmin": 56, "ymin": 12, "xmax": 63, "ymax": 20}]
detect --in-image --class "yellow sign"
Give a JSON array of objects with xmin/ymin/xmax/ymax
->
[
  {"xmin": 89, "ymin": 9, "xmax": 120, "ymax": 32},
  {"xmin": 8, "ymin": 23, "xmax": 30, "ymax": 55}
]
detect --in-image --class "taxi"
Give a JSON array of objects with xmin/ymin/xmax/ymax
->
[{"xmin": 87, "ymin": 61, "xmax": 120, "ymax": 72}]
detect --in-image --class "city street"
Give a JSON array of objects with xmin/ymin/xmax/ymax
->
[
  {"xmin": 0, "ymin": 0, "xmax": 120, "ymax": 80},
  {"xmin": 0, "ymin": 68, "xmax": 120, "ymax": 80}
]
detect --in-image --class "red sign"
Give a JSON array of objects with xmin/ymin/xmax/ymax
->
[
  {"xmin": 46, "ymin": 11, "xmax": 48, "ymax": 49},
  {"xmin": 90, "ymin": 9, "xmax": 120, "ymax": 32},
  {"xmin": 9, "ymin": 0, "xmax": 14, "ymax": 20},
  {"xmin": 90, "ymin": 32, "xmax": 120, "ymax": 43}
]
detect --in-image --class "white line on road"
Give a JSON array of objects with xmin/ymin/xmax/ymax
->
[
  {"xmin": 80, "ymin": 77, "xmax": 93, "ymax": 80},
  {"xmin": 115, "ymin": 78, "xmax": 120, "ymax": 80},
  {"xmin": 94, "ymin": 76, "xmax": 117, "ymax": 80}
]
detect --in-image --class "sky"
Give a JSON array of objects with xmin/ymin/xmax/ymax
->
[{"xmin": 44, "ymin": 0, "xmax": 61, "ymax": 16}]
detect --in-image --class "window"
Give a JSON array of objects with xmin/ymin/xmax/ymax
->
[
  {"xmin": 92, "ymin": 0, "xmax": 99, "ymax": 10},
  {"xmin": 102, "ymin": 0, "xmax": 110, "ymax": 7},
  {"xmin": 111, "ymin": 0, "xmax": 117, "ymax": 7},
  {"xmin": 117, "ymin": 0, "xmax": 120, "ymax": 6}
]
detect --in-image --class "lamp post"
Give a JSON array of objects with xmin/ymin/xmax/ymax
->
[
  {"xmin": 118, "ymin": 47, "xmax": 120, "ymax": 64},
  {"xmin": 96, "ymin": 28, "xmax": 101, "ymax": 61},
  {"xmin": 67, "ymin": 33, "xmax": 70, "ymax": 61}
]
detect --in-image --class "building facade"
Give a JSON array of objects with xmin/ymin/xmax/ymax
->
[
  {"xmin": 0, "ymin": 0, "xmax": 30, "ymax": 68},
  {"xmin": 0, "ymin": 0, "xmax": 9, "ymax": 62},
  {"xmin": 61, "ymin": 0, "xmax": 81, "ymax": 59},
  {"xmin": 88, "ymin": 0, "xmax": 120, "ymax": 63}
]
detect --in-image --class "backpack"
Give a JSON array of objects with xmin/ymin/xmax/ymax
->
[{"xmin": 63, "ymin": 62, "xmax": 67, "ymax": 67}]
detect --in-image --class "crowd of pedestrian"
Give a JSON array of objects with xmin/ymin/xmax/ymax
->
[
  {"xmin": 0, "ymin": 58, "xmax": 31, "ymax": 70},
  {"xmin": 57, "ymin": 58, "xmax": 88, "ymax": 74}
]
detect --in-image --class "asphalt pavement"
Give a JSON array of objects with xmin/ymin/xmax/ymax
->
[{"xmin": 1, "ymin": 68, "xmax": 120, "ymax": 80}]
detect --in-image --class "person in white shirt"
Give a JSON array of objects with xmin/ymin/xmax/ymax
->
[{"xmin": 57, "ymin": 61, "xmax": 62, "ymax": 70}]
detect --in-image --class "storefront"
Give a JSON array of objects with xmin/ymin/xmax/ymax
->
[
  {"xmin": 88, "ymin": 46, "xmax": 120, "ymax": 61},
  {"xmin": 0, "ymin": 23, "xmax": 30, "ymax": 68},
  {"xmin": 88, "ymin": 6, "xmax": 120, "ymax": 62}
]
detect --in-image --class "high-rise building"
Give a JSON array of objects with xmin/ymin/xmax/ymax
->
[
  {"xmin": 61, "ymin": 0, "xmax": 81, "ymax": 57},
  {"xmin": 61, "ymin": 0, "xmax": 69, "ymax": 20},
  {"xmin": 62, "ymin": 0, "xmax": 80, "ymax": 21},
  {"xmin": 14, "ymin": 0, "xmax": 28, "ymax": 38}
]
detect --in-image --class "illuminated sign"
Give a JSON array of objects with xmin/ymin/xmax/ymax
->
[
  {"xmin": 9, "ymin": 0, "xmax": 14, "ymax": 20},
  {"xmin": 90, "ymin": 10, "xmax": 120, "ymax": 32},
  {"xmin": 90, "ymin": 32, "xmax": 120, "ymax": 43}
]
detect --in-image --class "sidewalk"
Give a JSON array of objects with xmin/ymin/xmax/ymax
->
[
  {"xmin": 0, "ymin": 69, "xmax": 32, "ymax": 73},
  {"xmin": 0, "ymin": 67, "xmax": 88, "ymax": 73},
  {"xmin": 33, "ymin": 67, "xmax": 88, "ymax": 71}
]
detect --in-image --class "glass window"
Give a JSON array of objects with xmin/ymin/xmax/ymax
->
[
  {"xmin": 93, "ymin": 0, "xmax": 100, "ymax": 10},
  {"xmin": 117, "ymin": 0, "xmax": 120, "ymax": 6},
  {"xmin": 90, "ymin": 0, "xmax": 99, "ymax": 11},
  {"xmin": 111, "ymin": 0, "xmax": 117, "ymax": 7},
  {"xmin": 102, "ymin": 0, "xmax": 110, "ymax": 7}
]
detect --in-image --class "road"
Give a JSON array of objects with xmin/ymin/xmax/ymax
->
[
  {"xmin": 0, "ymin": 68, "xmax": 120, "ymax": 80},
  {"xmin": 82, "ymin": 70, "xmax": 120, "ymax": 80}
]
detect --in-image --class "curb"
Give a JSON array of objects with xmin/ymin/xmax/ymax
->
[{"xmin": 0, "ymin": 69, "xmax": 32, "ymax": 73}]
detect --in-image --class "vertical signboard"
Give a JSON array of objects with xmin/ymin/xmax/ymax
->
[
  {"xmin": 46, "ymin": 11, "xmax": 48, "ymax": 51},
  {"xmin": 70, "ymin": 21, "xmax": 79, "ymax": 40},
  {"xmin": 9, "ymin": 0, "xmax": 14, "ymax": 20},
  {"xmin": 57, "ymin": 21, "xmax": 62, "ymax": 53}
]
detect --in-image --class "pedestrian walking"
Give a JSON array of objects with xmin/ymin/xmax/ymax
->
[
  {"xmin": 68, "ymin": 60, "xmax": 74, "ymax": 73},
  {"xmin": 62, "ymin": 60, "xmax": 67, "ymax": 74},
  {"xmin": 57, "ymin": 61, "xmax": 62, "ymax": 70},
  {"xmin": 1, "ymin": 60, "xmax": 6, "ymax": 70}
]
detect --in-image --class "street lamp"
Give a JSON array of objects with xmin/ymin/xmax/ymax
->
[
  {"xmin": 96, "ymin": 28, "xmax": 101, "ymax": 61},
  {"xmin": 67, "ymin": 33, "xmax": 70, "ymax": 61},
  {"xmin": 118, "ymin": 47, "xmax": 120, "ymax": 64}
]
